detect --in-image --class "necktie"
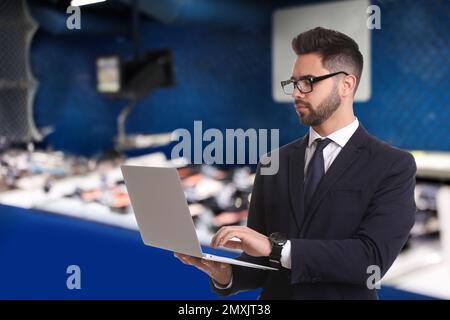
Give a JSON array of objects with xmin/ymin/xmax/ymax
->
[{"xmin": 304, "ymin": 138, "xmax": 332, "ymax": 208}]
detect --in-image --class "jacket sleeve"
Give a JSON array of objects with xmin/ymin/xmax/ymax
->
[
  {"xmin": 289, "ymin": 152, "xmax": 417, "ymax": 285},
  {"xmin": 210, "ymin": 162, "xmax": 270, "ymax": 297}
]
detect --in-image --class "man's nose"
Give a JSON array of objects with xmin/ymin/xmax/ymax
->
[{"xmin": 291, "ymin": 86, "xmax": 306, "ymax": 100}]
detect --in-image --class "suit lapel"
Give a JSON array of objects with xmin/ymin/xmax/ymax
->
[
  {"xmin": 288, "ymin": 134, "xmax": 309, "ymax": 235},
  {"xmin": 299, "ymin": 124, "xmax": 369, "ymax": 237}
]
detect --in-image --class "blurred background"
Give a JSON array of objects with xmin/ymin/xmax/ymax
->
[{"xmin": 0, "ymin": 0, "xmax": 449, "ymax": 299}]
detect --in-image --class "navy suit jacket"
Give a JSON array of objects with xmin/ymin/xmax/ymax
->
[{"xmin": 211, "ymin": 124, "xmax": 416, "ymax": 300}]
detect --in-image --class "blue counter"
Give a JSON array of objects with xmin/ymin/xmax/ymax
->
[{"xmin": 0, "ymin": 204, "xmax": 434, "ymax": 300}]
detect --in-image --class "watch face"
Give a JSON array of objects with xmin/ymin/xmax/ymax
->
[{"xmin": 271, "ymin": 232, "xmax": 287, "ymax": 243}]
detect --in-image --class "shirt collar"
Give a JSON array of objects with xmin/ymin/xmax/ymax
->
[{"xmin": 308, "ymin": 117, "xmax": 359, "ymax": 148}]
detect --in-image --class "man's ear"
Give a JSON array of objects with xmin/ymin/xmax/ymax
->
[{"xmin": 341, "ymin": 74, "xmax": 357, "ymax": 97}]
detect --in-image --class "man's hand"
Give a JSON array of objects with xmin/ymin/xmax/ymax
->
[
  {"xmin": 210, "ymin": 226, "xmax": 271, "ymax": 257},
  {"xmin": 173, "ymin": 253, "xmax": 232, "ymax": 286}
]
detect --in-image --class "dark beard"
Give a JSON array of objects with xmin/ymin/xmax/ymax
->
[{"xmin": 297, "ymin": 84, "xmax": 341, "ymax": 126}]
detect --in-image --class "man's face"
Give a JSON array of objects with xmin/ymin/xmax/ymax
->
[{"xmin": 291, "ymin": 53, "xmax": 341, "ymax": 126}]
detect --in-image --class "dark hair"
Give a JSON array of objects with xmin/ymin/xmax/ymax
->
[{"xmin": 292, "ymin": 27, "xmax": 363, "ymax": 92}]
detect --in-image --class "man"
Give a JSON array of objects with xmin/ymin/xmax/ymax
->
[{"xmin": 174, "ymin": 27, "xmax": 416, "ymax": 300}]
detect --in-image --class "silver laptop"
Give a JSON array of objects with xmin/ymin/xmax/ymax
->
[{"xmin": 121, "ymin": 165, "xmax": 277, "ymax": 271}]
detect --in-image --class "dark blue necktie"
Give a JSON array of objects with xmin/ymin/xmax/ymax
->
[{"xmin": 304, "ymin": 138, "xmax": 332, "ymax": 208}]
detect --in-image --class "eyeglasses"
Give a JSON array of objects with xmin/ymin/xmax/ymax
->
[{"xmin": 280, "ymin": 71, "xmax": 349, "ymax": 95}]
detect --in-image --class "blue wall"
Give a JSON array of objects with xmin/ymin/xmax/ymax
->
[{"xmin": 31, "ymin": 0, "xmax": 450, "ymax": 157}]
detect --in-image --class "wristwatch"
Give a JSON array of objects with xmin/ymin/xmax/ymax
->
[{"xmin": 269, "ymin": 232, "xmax": 288, "ymax": 268}]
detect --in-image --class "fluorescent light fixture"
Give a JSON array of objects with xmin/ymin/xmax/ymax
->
[{"xmin": 71, "ymin": 0, "xmax": 106, "ymax": 6}]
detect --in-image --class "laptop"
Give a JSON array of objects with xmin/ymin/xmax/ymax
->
[{"xmin": 121, "ymin": 165, "xmax": 277, "ymax": 271}]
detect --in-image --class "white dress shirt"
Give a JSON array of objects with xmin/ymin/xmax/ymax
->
[{"xmin": 214, "ymin": 117, "xmax": 360, "ymax": 288}]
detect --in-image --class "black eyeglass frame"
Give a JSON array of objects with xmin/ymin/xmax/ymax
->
[{"xmin": 280, "ymin": 71, "xmax": 349, "ymax": 94}]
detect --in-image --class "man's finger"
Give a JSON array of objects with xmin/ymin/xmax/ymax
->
[
  {"xmin": 211, "ymin": 226, "xmax": 241, "ymax": 247},
  {"xmin": 175, "ymin": 254, "xmax": 216, "ymax": 271},
  {"xmin": 174, "ymin": 252, "xmax": 188, "ymax": 259},
  {"xmin": 176, "ymin": 254, "xmax": 200, "ymax": 265},
  {"xmin": 193, "ymin": 259, "xmax": 216, "ymax": 275},
  {"xmin": 222, "ymin": 240, "xmax": 243, "ymax": 250},
  {"xmin": 174, "ymin": 253, "xmax": 189, "ymax": 264},
  {"xmin": 174, "ymin": 252, "xmax": 193, "ymax": 263},
  {"xmin": 212, "ymin": 229, "xmax": 235, "ymax": 247},
  {"xmin": 211, "ymin": 227, "xmax": 229, "ymax": 247},
  {"xmin": 184, "ymin": 256, "xmax": 201, "ymax": 265},
  {"xmin": 201, "ymin": 259, "xmax": 223, "ymax": 270},
  {"xmin": 217, "ymin": 230, "xmax": 244, "ymax": 248},
  {"xmin": 202, "ymin": 260, "xmax": 231, "ymax": 275}
]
